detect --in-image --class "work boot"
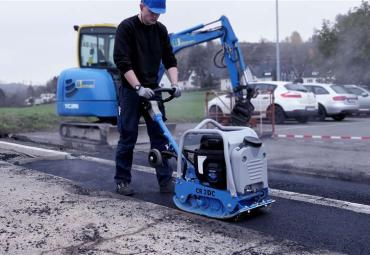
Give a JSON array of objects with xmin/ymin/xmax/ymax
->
[
  {"xmin": 116, "ymin": 182, "xmax": 134, "ymax": 196},
  {"xmin": 159, "ymin": 179, "xmax": 175, "ymax": 194}
]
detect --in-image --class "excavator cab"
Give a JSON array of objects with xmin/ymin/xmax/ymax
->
[
  {"xmin": 57, "ymin": 24, "xmax": 119, "ymax": 121},
  {"xmin": 77, "ymin": 25, "xmax": 116, "ymax": 69}
]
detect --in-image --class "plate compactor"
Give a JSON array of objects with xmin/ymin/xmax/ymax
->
[{"xmin": 147, "ymin": 88, "xmax": 274, "ymax": 219}]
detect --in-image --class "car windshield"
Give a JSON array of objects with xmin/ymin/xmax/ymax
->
[
  {"xmin": 285, "ymin": 83, "xmax": 309, "ymax": 92},
  {"xmin": 331, "ymin": 85, "xmax": 349, "ymax": 94}
]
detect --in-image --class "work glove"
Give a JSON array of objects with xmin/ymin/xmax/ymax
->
[
  {"xmin": 137, "ymin": 86, "xmax": 154, "ymax": 99},
  {"xmin": 171, "ymin": 85, "xmax": 181, "ymax": 98}
]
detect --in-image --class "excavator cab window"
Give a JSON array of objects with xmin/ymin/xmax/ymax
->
[{"xmin": 79, "ymin": 26, "xmax": 116, "ymax": 69}]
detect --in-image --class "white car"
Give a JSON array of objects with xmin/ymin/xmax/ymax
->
[
  {"xmin": 303, "ymin": 83, "xmax": 359, "ymax": 121},
  {"xmin": 208, "ymin": 81, "xmax": 318, "ymax": 124},
  {"xmin": 343, "ymin": 85, "xmax": 370, "ymax": 115}
]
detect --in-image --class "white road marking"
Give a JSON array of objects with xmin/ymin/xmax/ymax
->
[
  {"xmin": 331, "ymin": 136, "xmax": 341, "ymax": 139},
  {"xmin": 2, "ymin": 141, "xmax": 370, "ymax": 215},
  {"xmin": 351, "ymin": 136, "xmax": 362, "ymax": 140},
  {"xmin": 269, "ymin": 189, "xmax": 370, "ymax": 215},
  {"xmin": 275, "ymin": 134, "xmax": 370, "ymax": 141}
]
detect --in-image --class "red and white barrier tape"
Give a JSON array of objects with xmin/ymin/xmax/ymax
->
[{"xmin": 274, "ymin": 134, "xmax": 370, "ymax": 141}]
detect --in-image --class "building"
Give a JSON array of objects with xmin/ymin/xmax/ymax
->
[
  {"xmin": 159, "ymin": 72, "xmax": 172, "ymax": 88},
  {"xmin": 219, "ymin": 78, "xmax": 232, "ymax": 91},
  {"xmin": 159, "ymin": 70, "xmax": 198, "ymax": 90}
]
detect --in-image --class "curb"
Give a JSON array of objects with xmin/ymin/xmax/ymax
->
[{"xmin": 0, "ymin": 141, "xmax": 71, "ymax": 159}]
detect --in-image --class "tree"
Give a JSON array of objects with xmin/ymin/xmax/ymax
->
[
  {"xmin": 202, "ymin": 73, "xmax": 219, "ymax": 89},
  {"xmin": 27, "ymin": 85, "xmax": 35, "ymax": 98},
  {"xmin": 241, "ymin": 35, "xmax": 314, "ymax": 82},
  {"xmin": 280, "ymin": 31, "xmax": 313, "ymax": 80},
  {"xmin": 176, "ymin": 28, "xmax": 327, "ymax": 85},
  {"xmin": 45, "ymin": 76, "xmax": 58, "ymax": 93},
  {"xmin": 313, "ymin": 1, "xmax": 370, "ymax": 85},
  {"xmin": 290, "ymin": 31, "xmax": 303, "ymax": 45},
  {"xmin": 0, "ymin": 88, "xmax": 6, "ymax": 107},
  {"xmin": 177, "ymin": 42, "xmax": 227, "ymax": 89}
]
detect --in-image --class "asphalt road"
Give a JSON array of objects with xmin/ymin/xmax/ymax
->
[
  {"xmin": 4, "ymin": 116, "xmax": 370, "ymax": 254},
  {"xmin": 23, "ymin": 157, "xmax": 370, "ymax": 255},
  {"xmin": 273, "ymin": 116, "xmax": 370, "ymax": 137}
]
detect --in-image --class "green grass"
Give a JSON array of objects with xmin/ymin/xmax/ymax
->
[
  {"xmin": 0, "ymin": 104, "xmax": 94, "ymax": 134},
  {"xmin": 0, "ymin": 91, "xmax": 208, "ymax": 134},
  {"xmin": 0, "ymin": 104, "xmax": 57, "ymax": 134},
  {"xmin": 165, "ymin": 91, "xmax": 207, "ymax": 122}
]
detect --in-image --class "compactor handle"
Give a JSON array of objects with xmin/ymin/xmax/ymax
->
[{"xmin": 153, "ymin": 87, "xmax": 176, "ymax": 103}]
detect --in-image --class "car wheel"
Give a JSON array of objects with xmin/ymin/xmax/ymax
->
[
  {"xmin": 332, "ymin": 114, "xmax": 346, "ymax": 121},
  {"xmin": 209, "ymin": 105, "xmax": 224, "ymax": 120},
  {"xmin": 267, "ymin": 105, "xmax": 285, "ymax": 124},
  {"xmin": 296, "ymin": 116, "xmax": 308, "ymax": 123},
  {"xmin": 317, "ymin": 104, "xmax": 326, "ymax": 121}
]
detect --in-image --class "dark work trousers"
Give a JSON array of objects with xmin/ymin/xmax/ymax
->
[{"xmin": 115, "ymin": 86, "xmax": 172, "ymax": 187}]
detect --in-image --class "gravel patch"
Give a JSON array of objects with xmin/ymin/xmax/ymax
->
[{"xmin": 0, "ymin": 162, "xmax": 339, "ymax": 255}]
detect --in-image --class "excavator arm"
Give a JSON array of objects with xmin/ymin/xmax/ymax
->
[{"xmin": 161, "ymin": 16, "xmax": 255, "ymax": 124}]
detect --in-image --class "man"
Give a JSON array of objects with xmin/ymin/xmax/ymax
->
[{"xmin": 113, "ymin": 0, "xmax": 180, "ymax": 196}]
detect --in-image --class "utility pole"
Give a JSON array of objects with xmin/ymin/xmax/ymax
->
[{"xmin": 275, "ymin": 0, "xmax": 281, "ymax": 81}]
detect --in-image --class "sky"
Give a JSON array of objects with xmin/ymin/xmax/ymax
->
[{"xmin": 0, "ymin": 0, "xmax": 364, "ymax": 85}]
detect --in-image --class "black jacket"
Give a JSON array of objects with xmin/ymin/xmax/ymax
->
[{"xmin": 114, "ymin": 15, "xmax": 177, "ymax": 89}]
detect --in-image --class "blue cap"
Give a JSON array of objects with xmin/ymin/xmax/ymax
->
[{"xmin": 143, "ymin": 0, "xmax": 166, "ymax": 14}]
